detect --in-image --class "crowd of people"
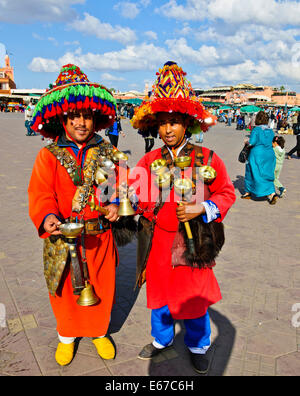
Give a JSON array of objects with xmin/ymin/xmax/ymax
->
[
  {"xmin": 0, "ymin": 102, "xmax": 25, "ymax": 112},
  {"xmin": 215, "ymin": 106, "xmax": 300, "ymax": 135},
  {"xmin": 118, "ymin": 103, "xmax": 135, "ymax": 119}
]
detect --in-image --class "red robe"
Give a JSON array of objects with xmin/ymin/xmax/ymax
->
[
  {"xmin": 129, "ymin": 146, "xmax": 236, "ymax": 320},
  {"xmin": 28, "ymin": 140, "xmax": 121, "ymax": 337}
]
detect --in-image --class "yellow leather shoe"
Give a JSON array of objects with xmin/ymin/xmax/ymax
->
[
  {"xmin": 92, "ymin": 337, "xmax": 115, "ymax": 360},
  {"xmin": 55, "ymin": 342, "xmax": 75, "ymax": 366}
]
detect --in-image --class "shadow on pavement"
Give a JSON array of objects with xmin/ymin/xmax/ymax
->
[
  {"xmin": 147, "ymin": 307, "xmax": 236, "ymax": 377},
  {"xmin": 108, "ymin": 241, "xmax": 140, "ymax": 334},
  {"xmin": 232, "ymin": 175, "xmax": 245, "ymax": 194}
]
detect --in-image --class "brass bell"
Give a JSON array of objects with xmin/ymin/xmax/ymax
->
[
  {"xmin": 118, "ymin": 197, "xmax": 136, "ymax": 217},
  {"xmin": 77, "ymin": 281, "xmax": 100, "ymax": 307}
]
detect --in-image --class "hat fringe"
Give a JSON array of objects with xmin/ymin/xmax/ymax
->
[
  {"xmin": 131, "ymin": 97, "xmax": 215, "ymax": 132},
  {"xmin": 32, "ymin": 84, "xmax": 116, "ymax": 137}
]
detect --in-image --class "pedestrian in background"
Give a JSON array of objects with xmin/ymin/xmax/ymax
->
[
  {"xmin": 25, "ymin": 101, "xmax": 37, "ymax": 136},
  {"xmin": 105, "ymin": 114, "xmax": 125, "ymax": 148},
  {"xmin": 273, "ymin": 136, "xmax": 286, "ymax": 198},
  {"xmin": 287, "ymin": 112, "xmax": 300, "ymax": 159},
  {"xmin": 241, "ymin": 111, "xmax": 277, "ymax": 205},
  {"xmin": 138, "ymin": 126, "xmax": 157, "ymax": 153}
]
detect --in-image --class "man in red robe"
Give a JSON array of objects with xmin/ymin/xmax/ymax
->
[
  {"xmin": 130, "ymin": 62, "xmax": 236, "ymax": 374},
  {"xmin": 28, "ymin": 64, "xmax": 128, "ymax": 366}
]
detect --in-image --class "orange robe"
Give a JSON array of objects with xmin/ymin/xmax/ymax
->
[{"xmin": 28, "ymin": 138, "xmax": 119, "ymax": 337}]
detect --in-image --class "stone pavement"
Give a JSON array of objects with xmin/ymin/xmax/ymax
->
[{"xmin": 0, "ymin": 113, "xmax": 299, "ymax": 376}]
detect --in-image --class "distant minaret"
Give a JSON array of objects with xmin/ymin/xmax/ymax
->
[
  {"xmin": 4, "ymin": 52, "xmax": 14, "ymax": 82},
  {"xmin": 5, "ymin": 52, "xmax": 10, "ymax": 68},
  {"xmin": 144, "ymin": 83, "xmax": 149, "ymax": 96}
]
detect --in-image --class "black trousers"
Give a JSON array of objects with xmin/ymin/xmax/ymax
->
[
  {"xmin": 145, "ymin": 138, "xmax": 155, "ymax": 153},
  {"xmin": 109, "ymin": 134, "xmax": 119, "ymax": 148},
  {"xmin": 287, "ymin": 134, "xmax": 300, "ymax": 157}
]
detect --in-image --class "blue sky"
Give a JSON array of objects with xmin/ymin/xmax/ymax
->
[{"xmin": 1, "ymin": 0, "xmax": 300, "ymax": 92}]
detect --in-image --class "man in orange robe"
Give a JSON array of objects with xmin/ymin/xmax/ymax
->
[{"xmin": 28, "ymin": 64, "xmax": 129, "ymax": 366}]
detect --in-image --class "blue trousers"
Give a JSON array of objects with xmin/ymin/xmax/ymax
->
[{"xmin": 151, "ymin": 305, "xmax": 211, "ymax": 354}]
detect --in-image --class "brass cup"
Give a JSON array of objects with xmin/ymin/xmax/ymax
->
[
  {"xmin": 150, "ymin": 159, "xmax": 167, "ymax": 176},
  {"xmin": 174, "ymin": 178, "xmax": 193, "ymax": 197},
  {"xmin": 174, "ymin": 156, "xmax": 192, "ymax": 170},
  {"xmin": 112, "ymin": 151, "xmax": 128, "ymax": 163},
  {"xmin": 59, "ymin": 223, "xmax": 84, "ymax": 239},
  {"xmin": 155, "ymin": 172, "xmax": 172, "ymax": 190},
  {"xmin": 198, "ymin": 166, "xmax": 217, "ymax": 183},
  {"xmin": 95, "ymin": 167, "xmax": 108, "ymax": 185}
]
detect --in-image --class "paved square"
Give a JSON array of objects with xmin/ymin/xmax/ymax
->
[{"xmin": 0, "ymin": 113, "xmax": 299, "ymax": 376}]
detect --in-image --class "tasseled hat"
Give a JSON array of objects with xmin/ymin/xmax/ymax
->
[
  {"xmin": 31, "ymin": 64, "xmax": 117, "ymax": 138},
  {"xmin": 131, "ymin": 61, "xmax": 216, "ymax": 134}
]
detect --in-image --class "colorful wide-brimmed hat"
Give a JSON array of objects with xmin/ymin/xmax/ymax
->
[
  {"xmin": 131, "ymin": 61, "xmax": 216, "ymax": 133},
  {"xmin": 31, "ymin": 64, "xmax": 117, "ymax": 138}
]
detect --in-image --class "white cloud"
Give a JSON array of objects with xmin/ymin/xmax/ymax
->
[
  {"xmin": 32, "ymin": 33, "xmax": 43, "ymax": 40},
  {"xmin": 28, "ymin": 43, "xmax": 168, "ymax": 73},
  {"xmin": 0, "ymin": 0, "xmax": 85, "ymax": 23},
  {"xmin": 114, "ymin": 0, "xmax": 152, "ymax": 19},
  {"xmin": 69, "ymin": 13, "xmax": 137, "ymax": 44},
  {"xmin": 101, "ymin": 73, "xmax": 125, "ymax": 81},
  {"xmin": 165, "ymin": 38, "xmax": 219, "ymax": 66},
  {"xmin": 64, "ymin": 40, "xmax": 80, "ymax": 46},
  {"xmin": 192, "ymin": 57, "xmax": 300, "ymax": 89},
  {"xmin": 140, "ymin": 0, "xmax": 151, "ymax": 6},
  {"xmin": 114, "ymin": 2, "xmax": 140, "ymax": 19},
  {"xmin": 48, "ymin": 37, "xmax": 59, "ymax": 46},
  {"xmin": 157, "ymin": 0, "xmax": 300, "ymax": 26},
  {"xmin": 144, "ymin": 31, "xmax": 158, "ymax": 40},
  {"xmin": 156, "ymin": 0, "xmax": 207, "ymax": 21}
]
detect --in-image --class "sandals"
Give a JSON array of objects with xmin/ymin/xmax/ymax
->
[
  {"xmin": 241, "ymin": 193, "xmax": 251, "ymax": 199},
  {"xmin": 268, "ymin": 194, "xmax": 278, "ymax": 205}
]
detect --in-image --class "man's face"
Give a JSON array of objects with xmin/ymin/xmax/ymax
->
[
  {"xmin": 65, "ymin": 109, "xmax": 94, "ymax": 145},
  {"xmin": 157, "ymin": 112, "xmax": 187, "ymax": 147}
]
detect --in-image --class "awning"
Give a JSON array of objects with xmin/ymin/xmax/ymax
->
[{"xmin": 116, "ymin": 98, "xmax": 143, "ymax": 105}]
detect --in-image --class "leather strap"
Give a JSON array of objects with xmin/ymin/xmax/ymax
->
[{"xmin": 84, "ymin": 218, "xmax": 111, "ymax": 235}]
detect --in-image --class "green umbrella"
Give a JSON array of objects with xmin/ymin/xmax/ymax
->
[
  {"xmin": 219, "ymin": 105, "xmax": 232, "ymax": 110},
  {"xmin": 240, "ymin": 105, "xmax": 262, "ymax": 113},
  {"xmin": 290, "ymin": 107, "xmax": 300, "ymax": 111}
]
